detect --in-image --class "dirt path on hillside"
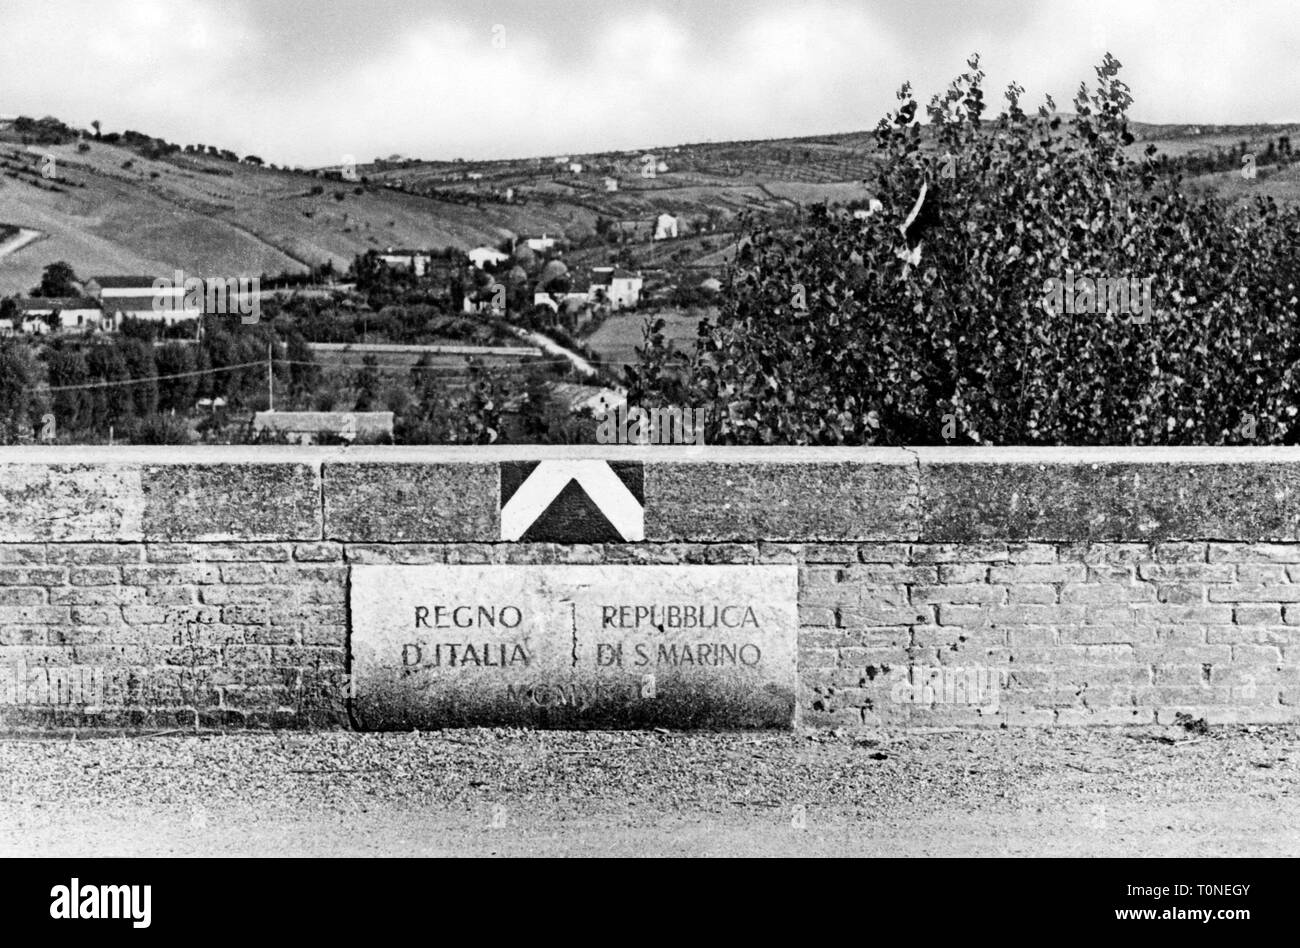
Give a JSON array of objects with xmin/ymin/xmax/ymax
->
[
  {"xmin": 0, "ymin": 227, "xmax": 43, "ymax": 259},
  {"xmin": 2, "ymin": 725, "xmax": 1296, "ymax": 857}
]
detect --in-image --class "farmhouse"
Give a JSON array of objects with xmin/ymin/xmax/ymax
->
[
  {"xmin": 468, "ymin": 246, "xmax": 510, "ymax": 269},
  {"xmin": 85, "ymin": 276, "xmax": 175, "ymax": 300},
  {"xmin": 525, "ymin": 234, "xmax": 557, "ymax": 253},
  {"xmin": 86, "ymin": 276, "xmax": 199, "ymax": 323},
  {"xmin": 548, "ymin": 382, "xmax": 626, "ymax": 417},
  {"xmin": 533, "ymin": 289, "xmax": 591, "ymax": 313},
  {"xmin": 251, "ymin": 411, "xmax": 394, "ymax": 445},
  {"xmin": 589, "ymin": 268, "xmax": 643, "ymax": 310},
  {"xmin": 653, "ymin": 213, "xmax": 679, "ymax": 240},
  {"xmin": 379, "ymin": 248, "xmax": 434, "ymax": 276},
  {"xmin": 10, "ymin": 297, "xmax": 106, "ymax": 332}
]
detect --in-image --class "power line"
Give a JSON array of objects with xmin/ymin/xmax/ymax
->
[
  {"xmin": 280, "ymin": 357, "xmax": 593, "ymax": 371},
  {"xmin": 30, "ymin": 360, "xmax": 267, "ymax": 394},
  {"xmin": 23, "ymin": 355, "xmax": 602, "ymax": 395}
]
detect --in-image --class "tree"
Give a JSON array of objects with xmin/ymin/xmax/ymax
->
[
  {"xmin": 0, "ymin": 342, "xmax": 39, "ymax": 443},
  {"xmin": 44, "ymin": 346, "xmax": 91, "ymax": 433},
  {"xmin": 121, "ymin": 338, "xmax": 159, "ymax": 418},
  {"xmin": 286, "ymin": 331, "xmax": 320, "ymax": 401},
  {"xmin": 34, "ymin": 262, "xmax": 78, "ymax": 298},
  {"xmin": 645, "ymin": 55, "xmax": 1300, "ymax": 447},
  {"xmin": 156, "ymin": 342, "xmax": 198, "ymax": 412},
  {"xmin": 85, "ymin": 344, "xmax": 132, "ymax": 434},
  {"xmin": 353, "ymin": 354, "xmax": 381, "ymax": 410}
]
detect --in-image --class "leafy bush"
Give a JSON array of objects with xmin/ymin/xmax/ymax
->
[{"xmin": 636, "ymin": 55, "xmax": 1300, "ymax": 445}]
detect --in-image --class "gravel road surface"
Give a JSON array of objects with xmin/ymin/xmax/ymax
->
[{"xmin": 2, "ymin": 725, "xmax": 1296, "ymax": 857}]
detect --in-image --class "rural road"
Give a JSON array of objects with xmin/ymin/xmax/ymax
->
[
  {"xmin": 2, "ymin": 725, "xmax": 1296, "ymax": 857},
  {"xmin": 0, "ymin": 227, "xmax": 43, "ymax": 260}
]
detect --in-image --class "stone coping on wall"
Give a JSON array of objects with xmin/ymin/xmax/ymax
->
[{"xmin": 4, "ymin": 445, "xmax": 1300, "ymax": 543}]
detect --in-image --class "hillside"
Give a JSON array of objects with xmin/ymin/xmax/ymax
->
[{"xmin": 1, "ymin": 117, "xmax": 1298, "ymax": 296}]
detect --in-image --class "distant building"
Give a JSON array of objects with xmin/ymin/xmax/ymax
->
[
  {"xmin": 656, "ymin": 160, "xmax": 669, "ymax": 173},
  {"xmin": 533, "ymin": 289, "xmax": 591, "ymax": 312},
  {"xmin": 464, "ymin": 280, "xmax": 508, "ymax": 314},
  {"xmin": 553, "ymin": 156, "xmax": 570, "ymax": 165},
  {"xmin": 568, "ymin": 162, "xmax": 584, "ymax": 174},
  {"xmin": 525, "ymin": 234, "xmax": 557, "ymax": 253},
  {"xmin": 589, "ymin": 268, "xmax": 643, "ymax": 310},
  {"xmin": 853, "ymin": 199, "xmax": 884, "ymax": 220},
  {"xmin": 251, "ymin": 411, "xmax": 394, "ymax": 445},
  {"xmin": 87, "ymin": 276, "xmax": 197, "ymax": 324},
  {"xmin": 653, "ymin": 213, "xmax": 679, "ymax": 241},
  {"xmin": 466, "ymin": 172, "xmax": 484, "ymax": 181},
  {"xmin": 86, "ymin": 276, "xmax": 172, "ymax": 300},
  {"xmin": 468, "ymin": 246, "xmax": 510, "ymax": 269},
  {"xmin": 604, "ymin": 177, "xmax": 619, "ymax": 192},
  {"xmin": 11, "ymin": 297, "xmax": 106, "ymax": 332},
  {"xmin": 547, "ymin": 382, "xmax": 626, "ymax": 416},
  {"xmin": 379, "ymin": 248, "xmax": 434, "ymax": 276}
]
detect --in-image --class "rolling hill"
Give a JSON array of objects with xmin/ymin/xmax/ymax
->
[{"xmin": 2, "ymin": 117, "xmax": 1298, "ymax": 297}]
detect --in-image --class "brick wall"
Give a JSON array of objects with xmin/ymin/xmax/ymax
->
[{"xmin": 2, "ymin": 446, "xmax": 1299, "ymax": 730}]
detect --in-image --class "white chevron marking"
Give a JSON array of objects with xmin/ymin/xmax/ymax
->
[{"xmin": 501, "ymin": 461, "xmax": 643, "ymax": 541}]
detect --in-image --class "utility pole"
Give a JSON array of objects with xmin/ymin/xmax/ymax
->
[{"xmin": 267, "ymin": 342, "xmax": 274, "ymax": 412}]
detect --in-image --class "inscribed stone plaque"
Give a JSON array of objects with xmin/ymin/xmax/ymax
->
[{"xmin": 350, "ymin": 565, "xmax": 798, "ymax": 729}]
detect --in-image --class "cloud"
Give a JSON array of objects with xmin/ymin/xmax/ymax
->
[{"xmin": 0, "ymin": 0, "xmax": 1296, "ymax": 166}]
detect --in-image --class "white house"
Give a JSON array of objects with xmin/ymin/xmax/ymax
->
[
  {"xmin": 568, "ymin": 162, "xmax": 584, "ymax": 174},
  {"xmin": 604, "ymin": 177, "xmax": 619, "ymax": 192},
  {"xmin": 103, "ymin": 294, "xmax": 202, "ymax": 326},
  {"xmin": 12, "ymin": 297, "xmax": 108, "ymax": 333},
  {"xmin": 525, "ymin": 234, "xmax": 557, "ymax": 253},
  {"xmin": 379, "ymin": 248, "xmax": 433, "ymax": 276},
  {"xmin": 468, "ymin": 246, "xmax": 510, "ymax": 269},
  {"xmin": 589, "ymin": 268, "xmax": 643, "ymax": 310},
  {"xmin": 653, "ymin": 213, "xmax": 679, "ymax": 241},
  {"xmin": 86, "ymin": 276, "xmax": 176, "ymax": 301},
  {"xmin": 252, "ymin": 411, "xmax": 394, "ymax": 445},
  {"xmin": 533, "ymin": 290, "xmax": 590, "ymax": 312},
  {"xmin": 853, "ymin": 198, "xmax": 885, "ymax": 220}
]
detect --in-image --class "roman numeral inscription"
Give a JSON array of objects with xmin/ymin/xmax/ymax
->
[{"xmin": 349, "ymin": 565, "xmax": 798, "ymax": 729}]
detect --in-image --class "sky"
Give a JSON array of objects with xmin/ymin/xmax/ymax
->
[{"xmin": 1, "ymin": 0, "xmax": 1296, "ymax": 167}]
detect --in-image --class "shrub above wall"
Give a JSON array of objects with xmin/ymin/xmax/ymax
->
[{"xmin": 634, "ymin": 56, "xmax": 1300, "ymax": 448}]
